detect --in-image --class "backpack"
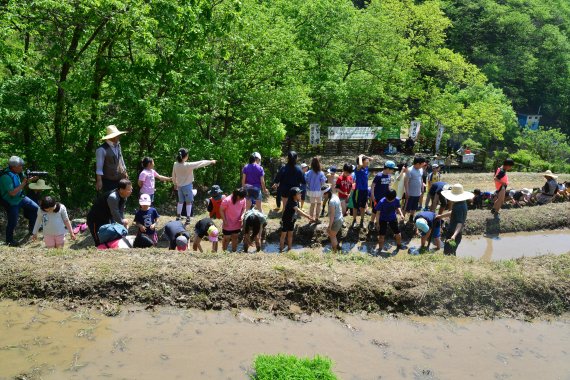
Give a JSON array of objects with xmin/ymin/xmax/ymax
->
[
  {"xmin": 98, "ymin": 223, "xmax": 128, "ymax": 244},
  {"xmin": 133, "ymin": 233, "xmax": 155, "ymax": 248}
]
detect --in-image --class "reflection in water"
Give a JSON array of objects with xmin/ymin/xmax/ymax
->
[{"xmin": 1, "ymin": 301, "xmax": 569, "ymax": 379}]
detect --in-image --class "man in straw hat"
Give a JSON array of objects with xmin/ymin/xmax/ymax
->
[
  {"xmin": 96, "ymin": 125, "xmax": 128, "ymax": 193},
  {"xmin": 536, "ymin": 170, "xmax": 559, "ymax": 205},
  {"xmin": 0, "ymin": 156, "xmax": 39, "ymax": 246},
  {"xmin": 439, "ymin": 183, "xmax": 474, "ymax": 256}
]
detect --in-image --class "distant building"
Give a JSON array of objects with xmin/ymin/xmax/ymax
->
[{"xmin": 517, "ymin": 114, "xmax": 541, "ymax": 130}]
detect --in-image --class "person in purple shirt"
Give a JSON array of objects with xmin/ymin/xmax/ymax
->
[{"xmin": 242, "ymin": 152, "xmax": 269, "ymax": 212}]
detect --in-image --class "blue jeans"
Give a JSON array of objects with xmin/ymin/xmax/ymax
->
[
  {"xmin": 6, "ymin": 197, "xmax": 39, "ymax": 244},
  {"xmin": 177, "ymin": 183, "xmax": 194, "ymax": 203}
]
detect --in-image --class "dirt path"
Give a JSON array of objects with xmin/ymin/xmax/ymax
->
[{"xmin": 0, "ymin": 249, "xmax": 568, "ymax": 319}]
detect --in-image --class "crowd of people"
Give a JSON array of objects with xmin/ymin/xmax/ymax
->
[{"xmin": 0, "ymin": 125, "xmax": 567, "ymax": 256}]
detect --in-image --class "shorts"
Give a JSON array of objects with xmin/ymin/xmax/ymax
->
[
  {"xmin": 330, "ymin": 219, "xmax": 343, "ymax": 233},
  {"xmin": 307, "ymin": 190, "xmax": 322, "ymax": 204},
  {"xmin": 245, "ymin": 185, "xmax": 262, "ymax": 201},
  {"xmin": 354, "ymin": 189, "xmax": 368, "ymax": 209},
  {"xmin": 281, "ymin": 219, "xmax": 295, "ymax": 232},
  {"xmin": 222, "ymin": 229, "xmax": 241, "ymax": 236},
  {"xmin": 405, "ymin": 196, "xmax": 420, "ymax": 211},
  {"xmin": 44, "ymin": 234, "xmax": 65, "ymax": 248},
  {"xmin": 430, "ymin": 192, "xmax": 447, "ymax": 207},
  {"xmin": 378, "ymin": 220, "xmax": 400, "ymax": 235},
  {"xmin": 195, "ymin": 226, "xmax": 208, "ymax": 239},
  {"xmin": 177, "ymin": 184, "xmax": 194, "ymax": 203}
]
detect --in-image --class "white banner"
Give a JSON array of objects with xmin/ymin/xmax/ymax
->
[
  {"xmin": 309, "ymin": 123, "xmax": 320, "ymax": 146},
  {"xmin": 435, "ymin": 122, "xmax": 445, "ymax": 153},
  {"xmin": 409, "ymin": 120, "xmax": 421, "ymax": 141},
  {"xmin": 327, "ymin": 126, "xmax": 382, "ymax": 140}
]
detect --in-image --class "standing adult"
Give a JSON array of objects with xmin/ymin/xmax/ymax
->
[
  {"xmin": 242, "ymin": 152, "xmax": 269, "ymax": 212},
  {"xmin": 492, "ymin": 158, "xmax": 514, "ymax": 217},
  {"xmin": 403, "ymin": 157, "xmax": 425, "ymax": 221},
  {"xmin": 95, "ymin": 125, "xmax": 128, "ymax": 193},
  {"xmin": 0, "ymin": 156, "xmax": 39, "ymax": 246},
  {"xmin": 272, "ymin": 151, "xmax": 306, "ymax": 211},
  {"xmin": 86, "ymin": 179, "xmax": 132, "ymax": 246},
  {"xmin": 440, "ymin": 184, "xmax": 474, "ymax": 256}
]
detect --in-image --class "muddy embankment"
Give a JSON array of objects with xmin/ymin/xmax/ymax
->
[
  {"xmin": 263, "ymin": 202, "xmax": 570, "ymax": 245},
  {"xmin": 1, "ymin": 249, "xmax": 569, "ymax": 319}
]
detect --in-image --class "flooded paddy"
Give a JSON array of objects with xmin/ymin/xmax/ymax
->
[{"xmin": 1, "ymin": 301, "xmax": 569, "ymax": 379}]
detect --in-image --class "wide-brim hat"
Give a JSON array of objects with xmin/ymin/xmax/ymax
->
[
  {"xmin": 102, "ymin": 125, "xmax": 127, "ymax": 140},
  {"xmin": 543, "ymin": 170, "xmax": 558, "ymax": 179},
  {"xmin": 28, "ymin": 179, "xmax": 52, "ymax": 190},
  {"xmin": 441, "ymin": 183, "xmax": 474, "ymax": 202}
]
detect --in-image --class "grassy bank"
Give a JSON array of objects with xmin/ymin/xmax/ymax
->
[{"xmin": 1, "ymin": 249, "xmax": 568, "ymax": 319}]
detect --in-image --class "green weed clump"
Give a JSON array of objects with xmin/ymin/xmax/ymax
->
[{"xmin": 253, "ymin": 354, "xmax": 338, "ymax": 380}]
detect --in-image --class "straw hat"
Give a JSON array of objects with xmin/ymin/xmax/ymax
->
[
  {"xmin": 543, "ymin": 170, "xmax": 558, "ymax": 179},
  {"xmin": 102, "ymin": 125, "xmax": 127, "ymax": 140},
  {"xmin": 441, "ymin": 183, "xmax": 474, "ymax": 202},
  {"xmin": 28, "ymin": 179, "xmax": 52, "ymax": 190}
]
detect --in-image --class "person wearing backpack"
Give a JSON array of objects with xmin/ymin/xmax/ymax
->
[
  {"xmin": 86, "ymin": 179, "xmax": 132, "ymax": 246},
  {"xmin": 0, "ymin": 156, "xmax": 39, "ymax": 246}
]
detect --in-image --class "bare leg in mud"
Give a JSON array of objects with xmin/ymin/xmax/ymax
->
[{"xmin": 279, "ymin": 231, "xmax": 293, "ymax": 252}]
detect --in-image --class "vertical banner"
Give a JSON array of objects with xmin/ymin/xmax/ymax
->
[
  {"xmin": 409, "ymin": 120, "xmax": 421, "ymax": 141},
  {"xmin": 309, "ymin": 123, "xmax": 320, "ymax": 146},
  {"xmin": 435, "ymin": 122, "xmax": 445, "ymax": 153}
]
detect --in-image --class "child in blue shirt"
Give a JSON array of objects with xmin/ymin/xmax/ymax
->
[
  {"xmin": 374, "ymin": 189, "xmax": 403, "ymax": 252},
  {"xmin": 354, "ymin": 154, "xmax": 372, "ymax": 229},
  {"xmin": 371, "ymin": 160, "xmax": 397, "ymax": 229},
  {"xmin": 134, "ymin": 193, "xmax": 160, "ymax": 244}
]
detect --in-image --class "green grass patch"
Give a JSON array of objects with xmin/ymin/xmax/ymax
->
[{"xmin": 253, "ymin": 354, "xmax": 338, "ymax": 380}]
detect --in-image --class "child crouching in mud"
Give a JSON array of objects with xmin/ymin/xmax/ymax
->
[{"xmin": 280, "ymin": 187, "xmax": 315, "ymax": 252}]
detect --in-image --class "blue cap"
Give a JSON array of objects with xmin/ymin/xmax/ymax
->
[{"xmin": 384, "ymin": 160, "xmax": 397, "ymax": 170}]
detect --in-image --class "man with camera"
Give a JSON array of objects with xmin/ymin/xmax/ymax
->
[{"xmin": 0, "ymin": 156, "xmax": 39, "ymax": 246}]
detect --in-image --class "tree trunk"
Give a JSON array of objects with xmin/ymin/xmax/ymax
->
[{"xmin": 53, "ymin": 25, "xmax": 83, "ymax": 201}]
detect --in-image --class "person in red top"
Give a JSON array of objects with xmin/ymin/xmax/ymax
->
[
  {"xmin": 492, "ymin": 158, "xmax": 514, "ymax": 217},
  {"xmin": 206, "ymin": 185, "xmax": 225, "ymax": 219},
  {"xmin": 335, "ymin": 163, "xmax": 354, "ymax": 217}
]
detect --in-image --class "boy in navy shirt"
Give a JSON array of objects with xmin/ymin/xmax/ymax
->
[
  {"xmin": 374, "ymin": 189, "xmax": 404, "ymax": 252},
  {"xmin": 371, "ymin": 160, "xmax": 397, "ymax": 229},
  {"xmin": 354, "ymin": 154, "xmax": 372, "ymax": 229},
  {"xmin": 134, "ymin": 193, "xmax": 160, "ymax": 244}
]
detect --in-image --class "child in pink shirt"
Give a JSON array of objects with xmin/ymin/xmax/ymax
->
[
  {"xmin": 220, "ymin": 188, "xmax": 246, "ymax": 252},
  {"xmin": 138, "ymin": 157, "xmax": 171, "ymax": 203}
]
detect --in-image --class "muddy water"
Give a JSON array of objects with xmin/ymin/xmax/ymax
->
[
  {"xmin": 455, "ymin": 230, "xmax": 570, "ymax": 261},
  {"xmin": 264, "ymin": 230, "xmax": 570, "ymax": 261},
  {"xmin": 1, "ymin": 301, "xmax": 569, "ymax": 379}
]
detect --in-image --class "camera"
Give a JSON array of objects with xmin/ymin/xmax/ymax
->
[{"xmin": 25, "ymin": 169, "xmax": 49, "ymax": 178}]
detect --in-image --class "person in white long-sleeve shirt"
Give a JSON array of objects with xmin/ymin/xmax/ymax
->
[{"xmin": 172, "ymin": 148, "xmax": 217, "ymax": 224}]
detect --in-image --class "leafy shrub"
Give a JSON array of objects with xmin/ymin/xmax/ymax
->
[{"xmin": 253, "ymin": 354, "xmax": 338, "ymax": 380}]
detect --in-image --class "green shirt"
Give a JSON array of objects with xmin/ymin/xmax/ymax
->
[{"xmin": 0, "ymin": 170, "xmax": 24, "ymax": 206}]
